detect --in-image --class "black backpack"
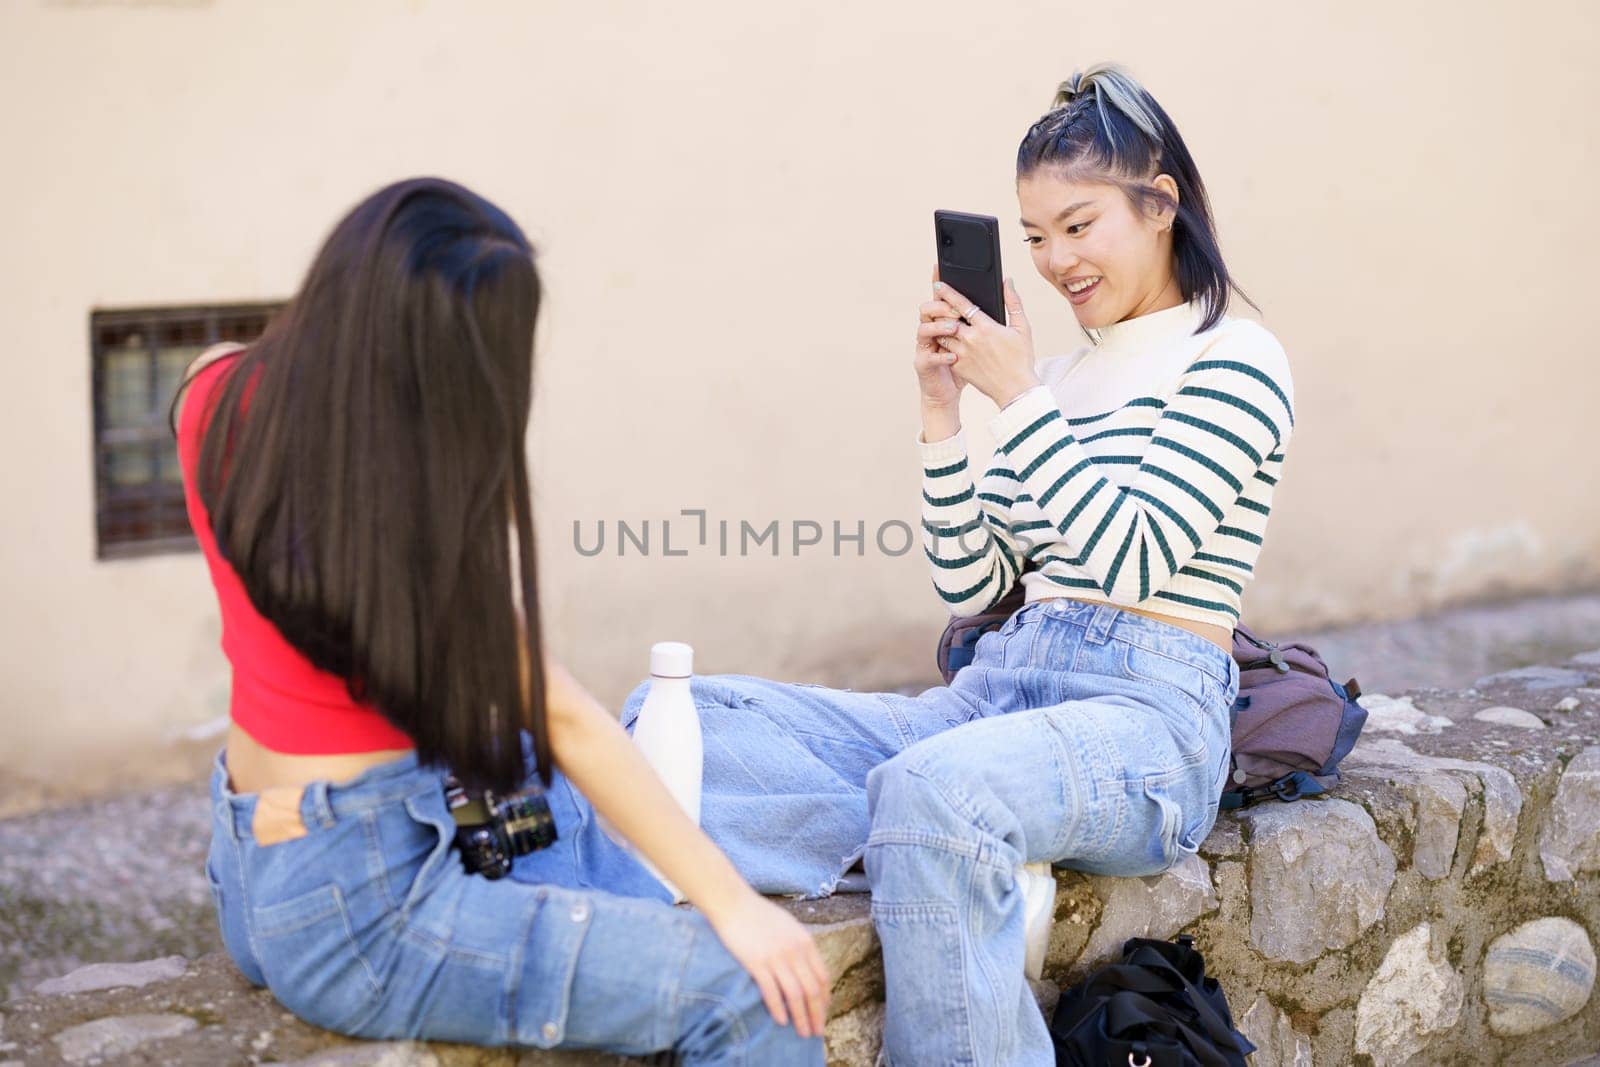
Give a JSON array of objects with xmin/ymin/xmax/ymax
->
[{"xmin": 1050, "ymin": 935, "xmax": 1255, "ymax": 1067}]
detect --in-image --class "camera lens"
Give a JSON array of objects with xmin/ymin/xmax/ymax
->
[
  {"xmin": 940, "ymin": 233, "xmax": 953, "ymax": 247},
  {"xmin": 500, "ymin": 794, "xmax": 558, "ymax": 853}
]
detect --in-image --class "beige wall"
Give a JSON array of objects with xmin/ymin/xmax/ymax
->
[{"xmin": 2, "ymin": 0, "xmax": 1597, "ymax": 794}]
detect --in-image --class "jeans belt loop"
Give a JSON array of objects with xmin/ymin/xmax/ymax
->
[
  {"xmin": 1083, "ymin": 603, "xmax": 1120, "ymax": 646},
  {"xmin": 222, "ymin": 765, "xmax": 257, "ymax": 840},
  {"xmin": 227, "ymin": 798, "xmax": 252, "ymax": 842},
  {"xmin": 305, "ymin": 779, "xmax": 338, "ymax": 830},
  {"xmin": 215, "ymin": 789, "xmax": 241, "ymax": 847}
]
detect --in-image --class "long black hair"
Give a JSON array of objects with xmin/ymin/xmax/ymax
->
[
  {"xmin": 184, "ymin": 177, "xmax": 549, "ymax": 794},
  {"xmin": 1016, "ymin": 63, "xmax": 1254, "ymax": 332}
]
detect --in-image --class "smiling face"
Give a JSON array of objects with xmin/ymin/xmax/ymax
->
[{"xmin": 1017, "ymin": 169, "xmax": 1182, "ymax": 329}]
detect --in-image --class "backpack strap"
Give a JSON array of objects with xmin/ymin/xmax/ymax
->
[
  {"xmin": 1220, "ymin": 770, "xmax": 1330, "ymax": 810},
  {"xmin": 1238, "ymin": 649, "xmax": 1292, "ymax": 673}
]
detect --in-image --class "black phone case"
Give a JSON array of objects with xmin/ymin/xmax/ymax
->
[{"xmin": 934, "ymin": 209, "xmax": 1005, "ymax": 324}]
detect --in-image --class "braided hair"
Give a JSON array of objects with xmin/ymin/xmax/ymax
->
[{"xmin": 1016, "ymin": 63, "xmax": 1253, "ymax": 331}]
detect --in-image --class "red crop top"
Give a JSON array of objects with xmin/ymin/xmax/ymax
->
[{"xmin": 178, "ymin": 354, "xmax": 415, "ymax": 753}]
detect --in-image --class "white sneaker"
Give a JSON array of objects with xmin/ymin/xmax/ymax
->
[{"xmin": 1019, "ymin": 861, "xmax": 1056, "ymax": 980}]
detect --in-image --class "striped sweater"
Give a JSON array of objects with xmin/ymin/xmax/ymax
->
[{"xmin": 918, "ymin": 298, "xmax": 1294, "ymax": 629}]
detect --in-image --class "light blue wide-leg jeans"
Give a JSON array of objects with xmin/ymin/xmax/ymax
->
[
  {"xmin": 620, "ymin": 598, "xmax": 1239, "ymax": 1066},
  {"xmin": 206, "ymin": 747, "xmax": 823, "ymax": 1065}
]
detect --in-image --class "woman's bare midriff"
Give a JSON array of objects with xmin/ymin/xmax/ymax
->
[
  {"xmin": 224, "ymin": 722, "xmax": 414, "ymax": 794},
  {"xmin": 224, "ymin": 598, "xmax": 1225, "ymax": 794},
  {"xmin": 1029, "ymin": 593, "xmax": 1234, "ymax": 654}
]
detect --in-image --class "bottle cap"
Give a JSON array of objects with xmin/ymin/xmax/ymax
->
[{"xmin": 650, "ymin": 641, "xmax": 694, "ymax": 678}]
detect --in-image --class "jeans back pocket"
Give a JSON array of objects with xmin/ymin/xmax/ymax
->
[{"xmin": 252, "ymin": 881, "xmax": 385, "ymax": 1034}]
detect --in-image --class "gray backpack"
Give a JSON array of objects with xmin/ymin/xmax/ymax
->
[{"xmin": 934, "ymin": 585, "xmax": 1368, "ymax": 809}]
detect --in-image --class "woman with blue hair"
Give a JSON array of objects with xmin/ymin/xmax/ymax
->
[{"xmin": 623, "ymin": 62, "xmax": 1295, "ymax": 1064}]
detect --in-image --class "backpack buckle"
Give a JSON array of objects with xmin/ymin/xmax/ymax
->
[
  {"xmin": 1222, "ymin": 784, "xmax": 1263, "ymax": 809},
  {"xmin": 1269, "ymin": 772, "xmax": 1330, "ymax": 803}
]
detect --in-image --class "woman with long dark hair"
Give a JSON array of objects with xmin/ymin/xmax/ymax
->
[
  {"xmin": 608, "ymin": 63, "xmax": 1296, "ymax": 1063},
  {"xmin": 177, "ymin": 177, "xmax": 827, "ymax": 1063}
]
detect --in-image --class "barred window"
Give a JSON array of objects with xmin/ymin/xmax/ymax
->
[{"xmin": 91, "ymin": 303, "xmax": 284, "ymax": 559}]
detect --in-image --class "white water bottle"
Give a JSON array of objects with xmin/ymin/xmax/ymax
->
[
  {"xmin": 1019, "ymin": 861, "xmax": 1056, "ymax": 981},
  {"xmin": 629, "ymin": 641, "xmax": 703, "ymax": 901}
]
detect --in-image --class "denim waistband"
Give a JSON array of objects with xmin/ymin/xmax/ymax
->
[
  {"xmin": 211, "ymin": 747, "xmax": 444, "ymax": 842},
  {"xmin": 1021, "ymin": 599, "xmax": 1236, "ymax": 686}
]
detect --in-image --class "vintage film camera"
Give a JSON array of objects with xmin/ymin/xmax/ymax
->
[{"xmin": 443, "ymin": 774, "xmax": 559, "ymax": 879}]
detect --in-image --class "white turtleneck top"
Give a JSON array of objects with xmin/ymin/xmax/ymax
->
[{"xmin": 917, "ymin": 298, "xmax": 1295, "ymax": 630}]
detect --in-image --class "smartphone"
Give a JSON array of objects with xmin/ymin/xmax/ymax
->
[{"xmin": 934, "ymin": 209, "xmax": 1005, "ymax": 324}]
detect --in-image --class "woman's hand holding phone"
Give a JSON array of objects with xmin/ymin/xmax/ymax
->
[
  {"xmin": 930, "ymin": 274, "xmax": 1041, "ymax": 409},
  {"xmin": 915, "ymin": 265, "xmax": 970, "ymax": 430}
]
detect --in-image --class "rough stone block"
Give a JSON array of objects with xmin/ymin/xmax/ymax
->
[
  {"xmin": 1242, "ymin": 799, "xmax": 1396, "ymax": 964},
  {"xmin": 1344, "ymin": 737, "xmax": 1523, "ymax": 873},
  {"xmin": 1354, "ymin": 924, "xmax": 1464, "ymax": 1067},
  {"xmin": 34, "ymin": 956, "xmax": 189, "ymax": 996},
  {"xmin": 1473, "ymin": 706, "xmax": 1547, "ymax": 729},
  {"xmin": 53, "ymin": 1012, "xmax": 198, "ymax": 1064},
  {"xmin": 1239, "ymin": 994, "xmax": 1314, "ymax": 1067},
  {"xmin": 1078, "ymin": 853, "xmax": 1216, "ymax": 967},
  {"xmin": 1391, "ymin": 773, "xmax": 1467, "ymax": 880},
  {"xmin": 1540, "ymin": 745, "xmax": 1600, "ymax": 882},
  {"xmin": 1358, "ymin": 693, "xmax": 1452, "ymax": 734}
]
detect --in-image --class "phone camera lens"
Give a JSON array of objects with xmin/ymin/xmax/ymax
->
[{"xmin": 939, "ymin": 233, "xmax": 953, "ymax": 248}]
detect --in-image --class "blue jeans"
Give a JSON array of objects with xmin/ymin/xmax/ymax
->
[
  {"xmin": 620, "ymin": 599, "xmax": 1239, "ymax": 1066},
  {"xmin": 205, "ymin": 749, "xmax": 823, "ymax": 1064}
]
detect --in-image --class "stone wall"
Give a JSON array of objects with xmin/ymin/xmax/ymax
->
[{"xmin": 4, "ymin": 651, "xmax": 1600, "ymax": 1065}]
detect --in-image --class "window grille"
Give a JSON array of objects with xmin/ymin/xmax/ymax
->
[{"xmin": 91, "ymin": 302, "xmax": 283, "ymax": 558}]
